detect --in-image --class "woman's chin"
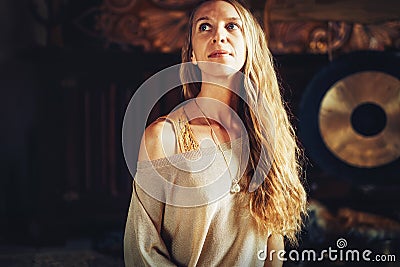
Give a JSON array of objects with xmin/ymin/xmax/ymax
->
[{"xmin": 197, "ymin": 61, "xmax": 242, "ymax": 79}]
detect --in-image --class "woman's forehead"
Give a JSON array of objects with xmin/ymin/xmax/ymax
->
[{"xmin": 193, "ymin": 1, "xmax": 240, "ymax": 22}]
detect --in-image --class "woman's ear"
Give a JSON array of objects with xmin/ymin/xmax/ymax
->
[{"xmin": 191, "ymin": 51, "xmax": 198, "ymax": 65}]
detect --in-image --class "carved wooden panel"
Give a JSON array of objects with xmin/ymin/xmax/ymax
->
[
  {"xmin": 266, "ymin": 0, "xmax": 400, "ymax": 24},
  {"xmin": 149, "ymin": 0, "xmax": 199, "ymax": 9},
  {"xmin": 91, "ymin": 0, "xmax": 400, "ymax": 54},
  {"xmin": 96, "ymin": 0, "xmax": 191, "ymax": 52},
  {"xmin": 264, "ymin": 0, "xmax": 400, "ymax": 55}
]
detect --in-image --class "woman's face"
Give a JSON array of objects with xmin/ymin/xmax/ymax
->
[{"xmin": 191, "ymin": 1, "xmax": 246, "ymax": 76}]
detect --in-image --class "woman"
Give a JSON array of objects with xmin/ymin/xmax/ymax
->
[{"xmin": 124, "ymin": 1, "xmax": 307, "ymax": 266}]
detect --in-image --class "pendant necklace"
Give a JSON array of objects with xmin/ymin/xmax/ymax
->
[{"xmin": 194, "ymin": 99, "xmax": 242, "ymax": 194}]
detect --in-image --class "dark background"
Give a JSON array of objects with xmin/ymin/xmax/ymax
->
[{"xmin": 1, "ymin": 0, "xmax": 399, "ymax": 266}]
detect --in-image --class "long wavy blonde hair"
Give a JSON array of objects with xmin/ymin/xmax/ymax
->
[{"xmin": 180, "ymin": 0, "xmax": 307, "ymax": 245}]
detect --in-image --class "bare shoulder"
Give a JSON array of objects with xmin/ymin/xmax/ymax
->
[{"xmin": 138, "ymin": 118, "xmax": 177, "ymax": 161}]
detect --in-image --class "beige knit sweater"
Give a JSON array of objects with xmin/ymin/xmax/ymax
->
[{"xmin": 124, "ymin": 108, "xmax": 270, "ymax": 266}]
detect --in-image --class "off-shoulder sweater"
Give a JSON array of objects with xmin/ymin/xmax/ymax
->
[{"xmin": 124, "ymin": 107, "xmax": 270, "ymax": 266}]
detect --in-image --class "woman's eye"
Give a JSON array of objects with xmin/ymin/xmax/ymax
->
[
  {"xmin": 226, "ymin": 23, "xmax": 239, "ymax": 30},
  {"xmin": 199, "ymin": 23, "xmax": 211, "ymax": 32}
]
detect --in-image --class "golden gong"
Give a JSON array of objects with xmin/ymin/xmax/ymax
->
[{"xmin": 319, "ymin": 71, "xmax": 400, "ymax": 168}]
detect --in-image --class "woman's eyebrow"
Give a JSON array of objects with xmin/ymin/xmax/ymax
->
[
  {"xmin": 194, "ymin": 16, "xmax": 242, "ymax": 24},
  {"xmin": 227, "ymin": 17, "xmax": 243, "ymax": 26},
  {"xmin": 226, "ymin": 17, "xmax": 241, "ymax": 22},
  {"xmin": 195, "ymin": 16, "xmax": 210, "ymax": 24}
]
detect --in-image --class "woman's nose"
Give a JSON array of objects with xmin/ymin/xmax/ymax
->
[{"xmin": 212, "ymin": 27, "xmax": 227, "ymax": 44}]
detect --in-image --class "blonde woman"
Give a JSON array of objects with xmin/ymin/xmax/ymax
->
[{"xmin": 124, "ymin": 0, "xmax": 307, "ymax": 266}]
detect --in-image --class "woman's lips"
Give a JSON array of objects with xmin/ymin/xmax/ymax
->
[{"xmin": 208, "ymin": 50, "xmax": 231, "ymax": 58}]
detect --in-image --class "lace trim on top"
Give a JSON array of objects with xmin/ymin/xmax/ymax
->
[
  {"xmin": 137, "ymin": 136, "xmax": 245, "ymax": 169},
  {"xmin": 178, "ymin": 117, "xmax": 199, "ymax": 152}
]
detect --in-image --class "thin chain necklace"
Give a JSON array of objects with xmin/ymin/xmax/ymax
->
[{"xmin": 194, "ymin": 98, "xmax": 242, "ymax": 194}]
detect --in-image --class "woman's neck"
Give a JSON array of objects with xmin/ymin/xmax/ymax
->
[
  {"xmin": 197, "ymin": 72, "xmax": 241, "ymax": 111},
  {"xmin": 193, "ymin": 73, "xmax": 243, "ymax": 131},
  {"xmin": 197, "ymin": 85, "xmax": 238, "ymax": 109}
]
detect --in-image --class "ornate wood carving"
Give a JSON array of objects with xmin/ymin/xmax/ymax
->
[
  {"xmin": 149, "ymin": 0, "xmax": 199, "ymax": 9},
  {"xmin": 95, "ymin": 0, "xmax": 190, "ymax": 52},
  {"xmin": 90, "ymin": 0, "xmax": 400, "ymax": 54},
  {"xmin": 267, "ymin": 0, "xmax": 400, "ymax": 24},
  {"xmin": 96, "ymin": 0, "xmax": 152, "ymax": 50},
  {"xmin": 264, "ymin": 0, "xmax": 400, "ymax": 55},
  {"xmin": 139, "ymin": 9, "xmax": 188, "ymax": 52},
  {"xmin": 104, "ymin": 0, "xmax": 138, "ymax": 13}
]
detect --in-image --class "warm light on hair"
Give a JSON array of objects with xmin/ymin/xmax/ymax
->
[{"xmin": 180, "ymin": 0, "xmax": 307, "ymax": 245}]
